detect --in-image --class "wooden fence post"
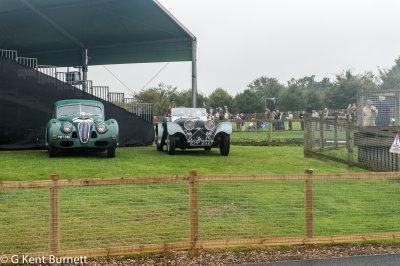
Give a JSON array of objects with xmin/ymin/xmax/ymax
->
[
  {"xmin": 334, "ymin": 115, "xmax": 338, "ymax": 149},
  {"xmin": 304, "ymin": 114, "xmax": 312, "ymax": 157},
  {"xmin": 347, "ymin": 115, "xmax": 354, "ymax": 169},
  {"xmin": 49, "ymin": 174, "xmax": 61, "ymax": 255},
  {"xmin": 189, "ymin": 170, "xmax": 199, "ymax": 257},
  {"xmin": 304, "ymin": 169, "xmax": 314, "ymax": 250},
  {"xmin": 268, "ymin": 119, "xmax": 272, "ymax": 144},
  {"xmin": 319, "ymin": 114, "xmax": 324, "ymax": 152}
]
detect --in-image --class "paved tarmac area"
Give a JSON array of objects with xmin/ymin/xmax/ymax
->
[{"xmin": 236, "ymin": 253, "xmax": 400, "ymax": 266}]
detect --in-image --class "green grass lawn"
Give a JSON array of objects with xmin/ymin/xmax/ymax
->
[
  {"xmin": 0, "ymin": 146, "xmax": 367, "ymax": 181},
  {"xmin": 2, "ymin": 146, "xmax": 400, "ymax": 254}
]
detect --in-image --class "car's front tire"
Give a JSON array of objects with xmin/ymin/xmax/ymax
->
[
  {"xmin": 219, "ymin": 134, "xmax": 230, "ymax": 156},
  {"xmin": 156, "ymin": 141, "xmax": 163, "ymax": 151},
  {"xmin": 167, "ymin": 134, "xmax": 176, "ymax": 155},
  {"xmin": 107, "ymin": 147, "xmax": 116, "ymax": 158},
  {"xmin": 49, "ymin": 145, "xmax": 58, "ymax": 158}
]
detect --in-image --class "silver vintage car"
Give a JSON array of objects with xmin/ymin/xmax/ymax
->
[{"xmin": 155, "ymin": 107, "xmax": 232, "ymax": 155}]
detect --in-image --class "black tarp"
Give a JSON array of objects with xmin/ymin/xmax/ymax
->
[{"xmin": 0, "ymin": 57, "xmax": 154, "ymax": 149}]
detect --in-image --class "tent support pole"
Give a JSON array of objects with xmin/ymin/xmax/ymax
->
[
  {"xmin": 82, "ymin": 49, "xmax": 88, "ymax": 92},
  {"xmin": 191, "ymin": 39, "xmax": 197, "ymax": 108}
]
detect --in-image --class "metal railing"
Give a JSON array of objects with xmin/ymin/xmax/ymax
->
[
  {"xmin": 36, "ymin": 65, "xmax": 57, "ymax": 79},
  {"xmin": 17, "ymin": 57, "xmax": 38, "ymax": 68},
  {"xmin": 90, "ymin": 86, "xmax": 109, "ymax": 101},
  {"xmin": 0, "ymin": 49, "xmax": 17, "ymax": 61},
  {"xmin": 108, "ymin": 92, "xmax": 124, "ymax": 108},
  {"xmin": 124, "ymin": 99, "xmax": 153, "ymax": 123}
]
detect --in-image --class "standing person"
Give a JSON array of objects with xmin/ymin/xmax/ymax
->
[
  {"xmin": 240, "ymin": 113, "xmax": 245, "ymax": 131},
  {"xmin": 375, "ymin": 96, "xmax": 390, "ymax": 126},
  {"xmin": 209, "ymin": 106, "xmax": 215, "ymax": 116},
  {"xmin": 312, "ymin": 110, "xmax": 319, "ymax": 130},
  {"xmin": 166, "ymin": 105, "xmax": 171, "ymax": 117},
  {"xmin": 287, "ymin": 111, "xmax": 293, "ymax": 131},
  {"xmin": 305, "ymin": 104, "xmax": 312, "ymax": 114},
  {"xmin": 274, "ymin": 110, "xmax": 280, "ymax": 130},
  {"xmin": 351, "ymin": 104, "xmax": 357, "ymax": 118},
  {"xmin": 279, "ymin": 112, "xmax": 285, "ymax": 130},
  {"xmin": 324, "ymin": 108, "xmax": 330, "ymax": 130},
  {"xmin": 299, "ymin": 111, "xmax": 305, "ymax": 131},
  {"xmin": 362, "ymin": 100, "xmax": 377, "ymax": 126},
  {"xmin": 219, "ymin": 107, "xmax": 223, "ymax": 121},
  {"xmin": 265, "ymin": 108, "xmax": 271, "ymax": 119},
  {"xmin": 234, "ymin": 112, "xmax": 241, "ymax": 131},
  {"xmin": 224, "ymin": 110, "xmax": 230, "ymax": 120}
]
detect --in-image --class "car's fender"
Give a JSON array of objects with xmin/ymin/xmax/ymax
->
[
  {"xmin": 165, "ymin": 122, "xmax": 187, "ymax": 142},
  {"xmin": 104, "ymin": 119, "xmax": 119, "ymax": 140},
  {"xmin": 212, "ymin": 121, "xmax": 232, "ymax": 140},
  {"xmin": 156, "ymin": 123, "xmax": 165, "ymax": 145},
  {"xmin": 166, "ymin": 122, "xmax": 185, "ymax": 136}
]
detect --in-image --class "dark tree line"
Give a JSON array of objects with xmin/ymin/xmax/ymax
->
[{"xmin": 133, "ymin": 57, "xmax": 400, "ymax": 116}]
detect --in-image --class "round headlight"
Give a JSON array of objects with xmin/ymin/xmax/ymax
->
[
  {"xmin": 62, "ymin": 122, "xmax": 72, "ymax": 133},
  {"xmin": 184, "ymin": 120, "xmax": 195, "ymax": 130},
  {"xmin": 205, "ymin": 120, "xmax": 215, "ymax": 130},
  {"xmin": 97, "ymin": 123, "xmax": 107, "ymax": 133}
]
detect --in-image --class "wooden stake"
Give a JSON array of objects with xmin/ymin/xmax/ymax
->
[
  {"xmin": 49, "ymin": 174, "xmax": 61, "ymax": 255},
  {"xmin": 304, "ymin": 114, "xmax": 312, "ymax": 157},
  {"xmin": 334, "ymin": 115, "xmax": 338, "ymax": 149},
  {"xmin": 189, "ymin": 170, "xmax": 199, "ymax": 257},
  {"xmin": 304, "ymin": 169, "xmax": 314, "ymax": 250},
  {"xmin": 268, "ymin": 120, "xmax": 272, "ymax": 144},
  {"xmin": 319, "ymin": 114, "xmax": 324, "ymax": 152}
]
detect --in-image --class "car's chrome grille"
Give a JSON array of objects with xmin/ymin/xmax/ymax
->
[
  {"xmin": 194, "ymin": 120, "xmax": 205, "ymax": 128},
  {"xmin": 192, "ymin": 129, "xmax": 206, "ymax": 140},
  {"xmin": 78, "ymin": 121, "xmax": 90, "ymax": 143}
]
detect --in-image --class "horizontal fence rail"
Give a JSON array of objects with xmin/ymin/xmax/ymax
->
[{"xmin": 2, "ymin": 170, "xmax": 400, "ymax": 259}]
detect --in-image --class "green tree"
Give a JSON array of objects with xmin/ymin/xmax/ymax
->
[
  {"xmin": 175, "ymin": 89, "xmax": 208, "ymax": 108},
  {"xmin": 207, "ymin": 88, "xmax": 234, "ymax": 112},
  {"xmin": 287, "ymin": 75, "xmax": 332, "ymax": 110},
  {"xmin": 379, "ymin": 57, "xmax": 400, "ymax": 90},
  {"xmin": 233, "ymin": 89, "xmax": 264, "ymax": 114},
  {"xmin": 133, "ymin": 83, "xmax": 179, "ymax": 116},
  {"xmin": 326, "ymin": 70, "xmax": 378, "ymax": 109},
  {"xmin": 247, "ymin": 76, "xmax": 285, "ymax": 110},
  {"xmin": 276, "ymin": 84, "xmax": 306, "ymax": 112}
]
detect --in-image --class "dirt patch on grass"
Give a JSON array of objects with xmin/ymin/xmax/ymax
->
[{"xmin": 72, "ymin": 243, "xmax": 400, "ymax": 265}]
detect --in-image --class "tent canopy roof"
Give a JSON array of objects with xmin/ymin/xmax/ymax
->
[{"xmin": 0, "ymin": 0, "xmax": 195, "ymax": 66}]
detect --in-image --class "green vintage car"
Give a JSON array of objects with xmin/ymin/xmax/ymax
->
[{"xmin": 46, "ymin": 99, "xmax": 119, "ymax": 157}]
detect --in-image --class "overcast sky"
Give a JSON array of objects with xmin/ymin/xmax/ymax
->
[{"xmin": 88, "ymin": 0, "xmax": 400, "ymax": 97}]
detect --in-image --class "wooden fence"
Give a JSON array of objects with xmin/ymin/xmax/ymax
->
[
  {"xmin": 304, "ymin": 113, "xmax": 400, "ymax": 171},
  {"xmin": 2, "ymin": 170, "xmax": 400, "ymax": 260}
]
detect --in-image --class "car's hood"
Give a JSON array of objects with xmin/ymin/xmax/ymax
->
[
  {"xmin": 55, "ymin": 116, "xmax": 104, "ymax": 123},
  {"xmin": 174, "ymin": 118, "xmax": 205, "ymax": 128}
]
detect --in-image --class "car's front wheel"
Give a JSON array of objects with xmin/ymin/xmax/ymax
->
[
  {"xmin": 107, "ymin": 147, "xmax": 116, "ymax": 158},
  {"xmin": 156, "ymin": 141, "xmax": 163, "ymax": 151},
  {"xmin": 166, "ymin": 134, "xmax": 176, "ymax": 155},
  {"xmin": 49, "ymin": 145, "xmax": 58, "ymax": 158},
  {"xmin": 219, "ymin": 134, "xmax": 230, "ymax": 156}
]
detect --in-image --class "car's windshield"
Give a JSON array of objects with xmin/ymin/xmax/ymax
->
[
  {"xmin": 57, "ymin": 104, "xmax": 103, "ymax": 118},
  {"xmin": 171, "ymin": 108, "xmax": 207, "ymax": 118}
]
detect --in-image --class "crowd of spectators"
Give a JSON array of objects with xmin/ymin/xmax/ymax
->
[{"xmin": 162, "ymin": 99, "xmax": 391, "ymax": 129}]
